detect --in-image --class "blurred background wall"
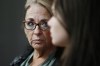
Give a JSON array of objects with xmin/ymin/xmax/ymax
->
[{"xmin": 0, "ymin": 0, "xmax": 29, "ymax": 66}]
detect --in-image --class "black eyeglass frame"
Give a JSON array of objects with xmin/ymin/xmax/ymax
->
[{"xmin": 22, "ymin": 20, "xmax": 50, "ymax": 31}]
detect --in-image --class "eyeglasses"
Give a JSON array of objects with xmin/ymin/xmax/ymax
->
[{"xmin": 23, "ymin": 19, "xmax": 49, "ymax": 31}]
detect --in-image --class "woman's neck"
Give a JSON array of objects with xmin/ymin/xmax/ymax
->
[
  {"xmin": 30, "ymin": 46, "xmax": 56, "ymax": 66},
  {"xmin": 33, "ymin": 46, "xmax": 56, "ymax": 59}
]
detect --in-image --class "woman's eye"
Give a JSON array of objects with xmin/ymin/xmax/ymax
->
[
  {"xmin": 41, "ymin": 22, "xmax": 48, "ymax": 27},
  {"xmin": 27, "ymin": 22, "xmax": 34, "ymax": 26}
]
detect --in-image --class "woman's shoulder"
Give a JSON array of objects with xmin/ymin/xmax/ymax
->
[
  {"xmin": 10, "ymin": 55, "xmax": 24, "ymax": 66},
  {"xmin": 10, "ymin": 49, "xmax": 33, "ymax": 66}
]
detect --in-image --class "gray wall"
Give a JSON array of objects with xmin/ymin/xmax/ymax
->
[{"xmin": 0, "ymin": 0, "xmax": 29, "ymax": 66}]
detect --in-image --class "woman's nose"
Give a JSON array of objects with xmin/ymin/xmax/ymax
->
[
  {"xmin": 33, "ymin": 26, "xmax": 42, "ymax": 35},
  {"xmin": 48, "ymin": 17, "xmax": 53, "ymax": 27}
]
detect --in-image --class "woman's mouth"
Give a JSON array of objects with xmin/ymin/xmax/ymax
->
[{"xmin": 31, "ymin": 39, "xmax": 44, "ymax": 44}]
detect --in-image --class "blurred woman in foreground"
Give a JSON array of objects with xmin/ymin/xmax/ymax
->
[{"xmin": 48, "ymin": 0, "xmax": 100, "ymax": 66}]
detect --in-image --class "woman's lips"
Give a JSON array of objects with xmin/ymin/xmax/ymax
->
[{"xmin": 31, "ymin": 39, "xmax": 44, "ymax": 44}]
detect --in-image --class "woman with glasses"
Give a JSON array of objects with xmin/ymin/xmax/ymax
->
[{"xmin": 10, "ymin": 0, "xmax": 63, "ymax": 66}]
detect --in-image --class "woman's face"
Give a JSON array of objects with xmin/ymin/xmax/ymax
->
[
  {"xmin": 48, "ymin": 7, "xmax": 70, "ymax": 47},
  {"xmin": 24, "ymin": 4, "xmax": 54, "ymax": 50}
]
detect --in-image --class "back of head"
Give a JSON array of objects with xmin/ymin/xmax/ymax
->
[{"xmin": 54, "ymin": 0, "xmax": 99, "ymax": 66}]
